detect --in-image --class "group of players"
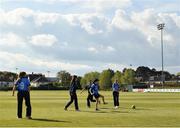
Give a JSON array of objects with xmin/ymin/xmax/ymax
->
[
  {"xmin": 64, "ymin": 75, "xmax": 120, "ymax": 111},
  {"xmin": 12, "ymin": 72, "xmax": 120, "ymax": 119}
]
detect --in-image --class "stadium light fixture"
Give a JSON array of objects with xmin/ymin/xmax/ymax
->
[{"xmin": 157, "ymin": 23, "xmax": 165, "ymax": 88}]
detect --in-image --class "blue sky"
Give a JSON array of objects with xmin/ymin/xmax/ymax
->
[{"xmin": 0, "ymin": 0, "xmax": 180, "ymax": 76}]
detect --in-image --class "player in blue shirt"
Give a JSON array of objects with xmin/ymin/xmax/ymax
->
[
  {"xmin": 80, "ymin": 80, "xmax": 96, "ymax": 108},
  {"xmin": 112, "ymin": 80, "xmax": 120, "ymax": 109},
  {"xmin": 64, "ymin": 75, "xmax": 79, "ymax": 111},
  {"xmin": 90, "ymin": 79, "xmax": 107, "ymax": 111},
  {"xmin": 12, "ymin": 72, "xmax": 32, "ymax": 119}
]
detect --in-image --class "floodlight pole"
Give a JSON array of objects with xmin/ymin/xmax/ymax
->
[
  {"xmin": 157, "ymin": 23, "xmax": 165, "ymax": 88},
  {"xmin": 15, "ymin": 68, "xmax": 18, "ymax": 79}
]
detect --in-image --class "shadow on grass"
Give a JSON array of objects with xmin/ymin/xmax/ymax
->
[
  {"xmin": 32, "ymin": 118, "xmax": 71, "ymax": 123},
  {"xmin": 110, "ymin": 110, "xmax": 130, "ymax": 113},
  {"xmin": 81, "ymin": 110, "xmax": 109, "ymax": 113},
  {"xmin": 100, "ymin": 107, "xmax": 130, "ymax": 113},
  {"xmin": 134, "ymin": 107, "xmax": 152, "ymax": 111},
  {"xmin": 100, "ymin": 107, "xmax": 112, "ymax": 110},
  {"xmin": 119, "ymin": 106, "xmax": 152, "ymax": 111},
  {"xmin": 119, "ymin": 106, "xmax": 131, "ymax": 109},
  {"xmin": 82, "ymin": 109, "xmax": 131, "ymax": 114}
]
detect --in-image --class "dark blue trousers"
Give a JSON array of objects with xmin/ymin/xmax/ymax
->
[{"xmin": 17, "ymin": 91, "xmax": 31, "ymax": 118}]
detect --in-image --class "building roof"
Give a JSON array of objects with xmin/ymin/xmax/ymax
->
[
  {"xmin": 31, "ymin": 76, "xmax": 49, "ymax": 83},
  {"xmin": 46, "ymin": 77, "xmax": 59, "ymax": 82},
  {"xmin": 28, "ymin": 73, "xmax": 59, "ymax": 83}
]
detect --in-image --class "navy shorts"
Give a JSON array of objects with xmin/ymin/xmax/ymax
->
[{"xmin": 94, "ymin": 94, "xmax": 100, "ymax": 98}]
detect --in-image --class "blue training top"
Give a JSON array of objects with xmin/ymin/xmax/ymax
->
[
  {"xmin": 15, "ymin": 77, "xmax": 30, "ymax": 92},
  {"xmin": 112, "ymin": 82, "xmax": 119, "ymax": 92},
  {"xmin": 69, "ymin": 82, "xmax": 77, "ymax": 93},
  {"xmin": 90, "ymin": 83, "xmax": 99, "ymax": 96}
]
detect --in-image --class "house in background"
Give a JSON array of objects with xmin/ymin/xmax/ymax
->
[
  {"xmin": 0, "ymin": 78, "xmax": 14, "ymax": 88},
  {"xmin": 46, "ymin": 77, "xmax": 59, "ymax": 83},
  {"xmin": 0, "ymin": 81, "xmax": 14, "ymax": 88},
  {"xmin": 28, "ymin": 73, "xmax": 59, "ymax": 87}
]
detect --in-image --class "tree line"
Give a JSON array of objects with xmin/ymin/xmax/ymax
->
[
  {"xmin": 0, "ymin": 66, "xmax": 179, "ymax": 90},
  {"xmin": 57, "ymin": 66, "xmax": 179, "ymax": 90},
  {"xmin": 0, "ymin": 71, "xmax": 17, "ymax": 81},
  {"xmin": 79, "ymin": 68, "xmax": 136, "ymax": 90}
]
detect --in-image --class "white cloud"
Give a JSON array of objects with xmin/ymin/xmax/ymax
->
[
  {"xmin": 88, "ymin": 45, "xmax": 115, "ymax": 53},
  {"xmin": 62, "ymin": 13, "xmax": 109, "ymax": 34},
  {"xmin": 130, "ymin": 9, "xmax": 160, "ymax": 47},
  {"xmin": 0, "ymin": 51, "xmax": 92, "ymax": 73},
  {"xmin": 102, "ymin": 63, "xmax": 131, "ymax": 71},
  {"xmin": 78, "ymin": 0, "xmax": 132, "ymax": 12},
  {"xmin": 0, "ymin": 4, "xmax": 180, "ymax": 75},
  {"xmin": 0, "ymin": 8, "xmax": 60, "ymax": 26},
  {"xmin": 35, "ymin": 61, "xmax": 91, "ymax": 71},
  {"xmin": 65, "ymin": 0, "xmax": 132, "ymax": 12},
  {"xmin": 0, "ymin": 8, "xmax": 33, "ymax": 25},
  {"xmin": 30, "ymin": 34, "xmax": 58, "ymax": 47},
  {"xmin": 31, "ymin": 0, "xmax": 132, "ymax": 12},
  {"xmin": 0, "ymin": 8, "xmax": 109, "ymax": 34},
  {"xmin": 88, "ymin": 47, "xmax": 98, "ymax": 53},
  {"xmin": 34, "ymin": 12, "xmax": 59, "ymax": 26},
  {"xmin": 106, "ymin": 46, "xmax": 115, "ymax": 52},
  {"xmin": 111, "ymin": 9, "xmax": 134, "ymax": 30},
  {"xmin": 0, "ymin": 33, "xmax": 25, "ymax": 47},
  {"xmin": 111, "ymin": 8, "xmax": 180, "ymax": 48}
]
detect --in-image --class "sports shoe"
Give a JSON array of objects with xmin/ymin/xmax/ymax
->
[
  {"xmin": 26, "ymin": 116, "xmax": 32, "ymax": 119},
  {"xmin": 115, "ymin": 106, "xmax": 118, "ymax": 109},
  {"xmin": 103, "ymin": 102, "xmax": 108, "ymax": 104},
  {"xmin": 64, "ymin": 107, "xmax": 67, "ymax": 111},
  {"xmin": 96, "ymin": 108, "xmax": 100, "ymax": 111}
]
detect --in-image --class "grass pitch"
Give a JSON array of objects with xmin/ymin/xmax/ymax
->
[{"xmin": 0, "ymin": 91, "xmax": 180, "ymax": 127}]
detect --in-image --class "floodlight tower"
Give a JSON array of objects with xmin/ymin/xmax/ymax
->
[{"xmin": 157, "ymin": 23, "xmax": 165, "ymax": 87}]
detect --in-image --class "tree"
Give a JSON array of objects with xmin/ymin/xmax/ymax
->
[
  {"xmin": 80, "ymin": 77, "xmax": 87, "ymax": 88},
  {"xmin": 99, "ymin": 69, "xmax": 114, "ymax": 89},
  {"xmin": 80, "ymin": 71, "xmax": 100, "ymax": 88},
  {"xmin": 136, "ymin": 66, "xmax": 172, "ymax": 81},
  {"xmin": 177, "ymin": 72, "xmax": 180, "ymax": 76},
  {"xmin": 57, "ymin": 71, "xmax": 71, "ymax": 87},
  {"xmin": 163, "ymin": 71, "xmax": 172, "ymax": 80},
  {"xmin": 122, "ymin": 69, "xmax": 136, "ymax": 85},
  {"xmin": 111, "ymin": 71, "xmax": 122, "ymax": 84},
  {"xmin": 136, "ymin": 66, "xmax": 152, "ymax": 81},
  {"xmin": 0, "ymin": 71, "xmax": 17, "ymax": 81}
]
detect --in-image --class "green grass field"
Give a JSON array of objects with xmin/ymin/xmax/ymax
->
[{"xmin": 0, "ymin": 91, "xmax": 180, "ymax": 127}]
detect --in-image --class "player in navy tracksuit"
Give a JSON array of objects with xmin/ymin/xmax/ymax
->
[
  {"xmin": 80, "ymin": 80, "xmax": 96, "ymax": 108},
  {"xmin": 112, "ymin": 80, "xmax": 120, "ymax": 109},
  {"xmin": 64, "ymin": 75, "xmax": 79, "ymax": 111},
  {"xmin": 90, "ymin": 79, "xmax": 107, "ymax": 111},
  {"xmin": 12, "ymin": 72, "xmax": 32, "ymax": 119}
]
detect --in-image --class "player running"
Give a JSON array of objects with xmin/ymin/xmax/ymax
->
[
  {"xmin": 80, "ymin": 80, "xmax": 96, "ymax": 108},
  {"xmin": 90, "ymin": 79, "xmax": 107, "ymax": 111},
  {"xmin": 64, "ymin": 75, "xmax": 80, "ymax": 111}
]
